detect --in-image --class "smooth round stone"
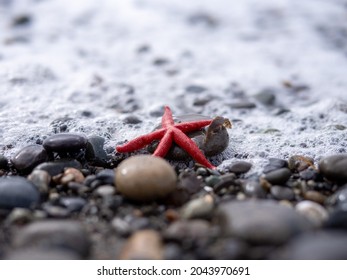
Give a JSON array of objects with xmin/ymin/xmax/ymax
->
[
  {"xmin": 326, "ymin": 185, "xmax": 347, "ymax": 210},
  {"xmin": 270, "ymin": 186, "xmax": 295, "ymax": 201},
  {"xmin": 119, "ymin": 230, "xmax": 163, "ymax": 260},
  {"xmin": 288, "ymin": 155, "xmax": 314, "ymax": 172},
  {"xmin": 264, "ymin": 168, "xmax": 292, "ymax": 185},
  {"xmin": 0, "ymin": 155, "xmax": 9, "ymax": 169},
  {"xmin": 319, "ymin": 154, "xmax": 347, "ymax": 183},
  {"xmin": 228, "ymin": 161, "xmax": 252, "ymax": 174},
  {"xmin": 11, "ymin": 145, "xmax": 49, "ymax": 173},
  {"xmin": 181, "ymin": 195, "xmax": 214, "ymax": 219},
  {"xmin": 0, "ymin": 177, "xmax": 40, "ymax": 209},
  {"xmin": 303, "ymin": 190, "xmax": 326, "ymax": 205},
  {"xmin": 216, "ymin": 200, "xmax": 311, "ymax": 245},
  {"xmin": 115, "ymin": 155, "xmax": 177, "ymax": 202},
  {"xmin": 271, "ymin": 231, "xmax": 347, "ymax": 259},
  {"xmin": 13, "ymin": 220, "xmax": 90, "ymax": 258},
  {"xmin": 34, "ymin": 159, "xmax": 82, "ymax": 176},
  {"xmin": 59, "ymin": 197, "xmax": 86, "ymax": 213},
  {"xmin": 43, "ymin": 133, "xmax": 87, "ymax": 153},
  {"xmin": 85, "ymin": 136, "xmax": 108, "ymax": 167},
  {"xmin": 242, "ymin": 180, "xmax": 267, "ymax": 198},
  {"xmin": 95, "ymin": 169, "xmax": 115, "ymax": 185},
  {"xmin": 263, "ymin": 158, "xmax": 288, "ymax": 174},
  {"xmin": 295, "ymin": 201, "xmax": 328, "ymax": 227}
]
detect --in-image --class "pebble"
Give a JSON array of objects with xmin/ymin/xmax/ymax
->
[
  {"xmin": 271, "ymin": 231, "xmax": 347, "ymax": 259},
  {"xmin": 180, "ymin": 195, "xmax": 214, "ymax": 219},
  {"xmin": 0, "ymin": 177, "xmax": 40, "ymax": 209},
  {"xmin": 264, "ymin": 168, "xmax": 292, "ymax": 185},
  {"xmin": 94, "ymin": 185, "xmax": 115, "ymax": 197},
  {"xmin": 228, "ymin": 101, "xmax": 256, "ymax": 109},
  {"xmin": 85, "ymin": 136, "xmax": 108, "ymax": 167},
  {"xmin": 228, "ymin": 161, "xmax": 252, "ymax": 174},
  {"xmin": 242, "ymin": 180, "xmax": 267, "ymax": 198},
  {"xmin": 13, "ymin": 220, "xmax": 90, "ymax": 258},
  {"xmin": 319, "ymin": 154, "xmax": 347, "ymax": 183},
  {"xmin": 0, "ymin": 155, "xmax": 9, "ymax": 169},
  {"xmin": 263, "ymin": 158, "xmax": 288, "ymax": 173},
  {"xmin": 177, "ymin": 170, "xmax": 202, "ymax": 194},
  {"xmin": 119, "ymin": 230, "xmax": 163, "ymax": 259},
  {"xmin": 303, "ymin": 190, "xmax": 326, "ymax": 205},
  {"xmin": 295, "ymin": 201, "xmax": 328, "ymax": 227},
  {"xmin": 216, "ymin": 200, "xmax": 310, "ymax": 245},
  {"xmin": 11, "ymin": 145, "xmax": 49, "ymax": 173},
  {"xmin": 27, "ymin": 170, "xmax": 51, "ymax": 194},
  {"xmin": 35, "ymin": 159, "xmax": 82, "ymax": 176},
  {"xmin": 324, "ymin": 210, "xmax": 347, "ymax": 230},
  {"xmin": 270, "ymin": 186, "xmax": 295, "ymax": 201},
  {"xmin": 185, "ymin": 85, "xmax": 207, "ymax": 93},
  {"xmin": 61, "ymin": 168, "xmax": 85, "ymax": 184},
  {"xmin": 254, "ymin": 88, "xmax": 276, "ymax": 106},
  {"xmin": 59, "ymin": 197, "xmax": 86, "ymax": 213},
  {"xmin": 115, "ymin": 155, "xmax": 177, "ymax": 202},
  {"xmin": 164, "ymin": 220, "xmax": 211, "ymax": 241},
  {"xmin": 288, "ymin": 155, "xmax": 314, "ymax": 172},
  {"xmin": 6, "ymin": 208, "xmax": 33, "ymax": 225},
  {"xmin": 111, "ymin": 217, "xmax": 131, "ymax": 236},
  {"xmin": 43, "ymin": 133, "xmax": 87, "ymax": 153},
  {"xmin": 325, "ymin": 185, "xmax": 347, "ymax": 210},
  {"xmin": 95, "ymin": 169, "xmax": 115, "ymax": 185}
]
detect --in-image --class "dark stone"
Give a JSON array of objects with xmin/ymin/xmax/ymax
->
[
  {"xmin": 0, "ymin": 155, "xmax": 8, "ymax": 169},
  {"xmin": 228, "ymin": 101, "xmax": 256, "ymax": 109},
  {"xmin": 185, "ymin": 85, "xmax": 207, "ymax": 93},
  {"xmin": 216, "ymin": 200, "xmax": 311, "ymax": 245},
  {"xmin": 178, "ymin": 170, "xmax": 202, "ymax": 194},
  {"xmin": 263, "ymin": 158, "xmax": 287, "ymax": 173},
  {"xmin": 12, "ymin": 14, "xmax": 32, "ymax": 26},
  {"xmin": 85, "ymin": 136, "xmax": 108, "ymax": 167},
  {"xmin": 123, "ymin": 115, "xmax": 142, "ymax": 124},
  {"xmin": 299, "ymin": 168, "xmax": 319, "ymax": 181},
  {"xmin": 324, "ymin": 210, "xmax": 347, "ymax": 230},
  {"xmin": 326, "ymin": 185, "xmax": 347, "ymax": 210},
  {"xmin": 13, "ymin": 220, "xmax": 90, "ymax": 258},
  {"xmin": 254, "ymin": 88, "xmax": 276, "ymax": 106},
  {"xmin": 34, "ymin": 159, "xmax": 82, "ymax": 176},
  {"xmin": 43, "ymin": 133, "xmax": 87, "ymax": 153},
  {"xmin": 0, "ymin": 177, "xmax": 40, "ymax": 209},
  {"xmin": 242, "ymin": 180, "xmax": 267, "ymax": 198},
  {"xmin": 319, "ymin": 154, "xmax": 347, "ymax": 183},
  {"xmin": 264, "ymin": 168, "xmax": 292, "ymax": 185},
  {"xmin": 96, "ymin": 169, "xmax": 115, "ymax": 185},
  {"xmin": 208, "ymin": 238, "xmax": 249, "ymax": 260},
  {"xmin": 11, "ymin": 145, "xmax": 49, "ymax": 173},
  {"xmin": 270, "ymin": 186, "xmax": 295, "ymax": 200},
  {"xmin": 271, "ymin": 231, "xmax": 347, "ymax": 259},
  {"xmin": 288, "ymin": 155, "xmax": 314, "ymax": 172},
  {"xmin": 228, "ymin": 161, "xmax": 252, "ymax": 174},
  {"xmin": 59, "ymin": 197, "xmax": 86, "ymax": 213}
]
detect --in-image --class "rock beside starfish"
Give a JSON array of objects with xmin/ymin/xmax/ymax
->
[{"xmin": 116, "ymin": 106, "xmax": 231, "ymax": 169}]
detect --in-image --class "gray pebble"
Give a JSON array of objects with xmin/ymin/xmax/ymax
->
[
  {"xmin": 181, "ymin": 195, "xmax": 214, "ymax": 219},
  {"xmin": 0, "ymin": 177, "xmax": 40, "ymax": 209},
  {"xmin": 228, "ymin": 161, "xmax": 252, "ymax": 174},
  {"xmin": 319, "ymin": 154, "xmax": 347, "ymax": 183},
  {"xmin": 295, "ymin": 200, "xmax": 328, "ymax": 227},
  {"xmin": 35, "ymin": 159, "xmax": 82, "ymax": 176},
  {"xmin": 264, "ymin": 168, "xmax": 292, "ymax": 185},
  {"xmin": 216, "ymin": 200, "xmax": 311, "ymax": 245},
  {"xmin": 270, "ymin": 186, "xmax": 295, "ymax": 201},
  {"xmin": 43, "ymin": 133, "xmax": 87, "ymax": 153},
  {"xmin": 28, "ymin": 169, "xmax": 51, "ymax": 194}
]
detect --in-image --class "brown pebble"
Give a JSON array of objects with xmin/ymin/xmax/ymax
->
[
  {"xmin": 115, "ymin": 155, "xmax": 177, "ymax": 202},
  {"xmin": 62, "ymin": 168, "xmax": 85, "ymax": 184},
  {"xmin": 119, "ymin": 230, "xmax": 163, "ymax": 260},
  {"xmin": 288, "ymin": 155, "xmax": 315, "ymax": 172},
  {"xmin": 303, "ymin": 190, "xmax": 326, "ymax": 205}
]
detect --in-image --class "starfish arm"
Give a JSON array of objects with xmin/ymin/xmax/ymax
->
[
  {"xmin": 174, "ymin": 120, "xmax": 212, "ymax": 133},
  {"xmin": 152, "ymin": 130, "xmax": 173, "ymax": 157},
  {"xmin": 161, "ymin": 106, "xmax": 175, "ymax": 128},
  {"xmin": 172, "ymin": 128, "xmax": 216, "ymax": 169},
  {"xmin": 116, "ymin": 128, "xmax": 166, "ymax": 153}
]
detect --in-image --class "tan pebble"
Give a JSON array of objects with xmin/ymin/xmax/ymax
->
[
  {"xmin": 303, "ymin": 190, "xmax": 326, "ymax": 205},
  {"xmin": 115, "ymin": 155, "xmax": 177, "ymax": 202},
  {"xmin": 63, "ymin": 168, "xmax": 85, "ymax": 184},
  {"xmin": 119, "ymin": 230, "xmax": 163, "ymax": 260},
  {"xmin": 181, "ymin": 194, "xmax": 214, "ymax": 219}
]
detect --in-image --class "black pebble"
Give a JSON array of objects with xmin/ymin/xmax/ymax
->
[
  {"xmin": 0, "ymin": 155, "xmax": 9, "ymax": 169},
  {"xmin": 34, "ymin": 159, "xmax": 82, "ymax": 176},
  {"xmin": 43, "ymin": 133, "xmax": 87, "ymax": 153},
  {"xmin": 228, "ymin": 161, "xmax": 252, "ymax": 174},
  {"xmin": 264, "ymin": 168, "xmax": 292, "ymax": 185},
  {"xmin": 11, "ymin": 145, "xmax": 48, "ymax": 173},
  {"xmin": 85, "ymin": 136, "xmax": 108, "ymax": 167}
]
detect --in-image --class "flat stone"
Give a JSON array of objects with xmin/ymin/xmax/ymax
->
[
  {"xmin": 0, "ymin": 177, "xmax": 40, "ymax": 209},
  {"xmin": 11, "ymin": 145, "xmax": 49, "ymax": 173},
  {"xmin": 43, "ymin": 133, "xmax": 87, "ymax": 153},
  {"xmin": 34, "ymin": 159, "xmax": 82, "ymax": 176},
  {"xmin": 13, "ymin": 220, "xmax": 90, "ymax": 258},
  {"xmin": 228, "ymin": 161, "xmax": 252, "ymax": 174},
  {"xmin": 272, "ymin": 231, "xmax": 347, "ymax": 259},
  {"xmin": 264, "ymin": 168, "xmax": 292, "ymax": 185},
  {"xmin": 115, "ymin": 155, "xmax": 177, "ymax": 202},
  {"xmin": 319, "ymin": 154, "xmax": 347, "ymax": 183},
  {"xmin": 119, "ymin": 230, "xmax": 163, "ymax": 260},
  {"xmin": 216, "ymin": 200, "xmax": 311, "ymax": 245},
  {"xmin": 85, "ymin": 136, "xmax": 108, "ymax": 167}
]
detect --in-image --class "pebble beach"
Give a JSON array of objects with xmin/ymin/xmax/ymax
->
[{"xmin": 1, "ymin": 0, "xmax": 347, "ymax": 260}]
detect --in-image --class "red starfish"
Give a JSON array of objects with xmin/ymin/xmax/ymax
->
[{"xmin": 116, "ymin": 106, "xmax": 216, "ymax": 169}]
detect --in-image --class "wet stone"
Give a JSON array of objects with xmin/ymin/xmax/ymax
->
[
  {"xmin": 295, "ymin": 201, "xmax": 328, "ymax": 227},
  {"xmin": 228, "ymin": 161, "xmax": 252, "ymax": 174},
  {"xmin": 180, "ymin": 195, "xmax": 215, "ymax": 220},
  {"xmin": 59, "ymin": 197, "xmax": 86, "ymax": 213},
  {"xmin": 288, "ymin": 155, "xmax": 314, "ymax": 172},
  {"xmin": 264, "ymin": 168, "xmax": 292, "ymax": 185},
  {"xmin": 95, "ymin": 169, "xmax": 115, "ymax": 185},
  {"xmin": 119, "ymin": 230, "xmax": 163, "ymax": 260},
  {"xmin": 319, "ymin": 154, "xmax": 347, "ymax": 183},
  {"xmin": 94, "ymin": 185, "xmax": 115, "ymax": 197},
  {"xmin": 216, "ymin": 200, "xmax": 311, "ymax": 245},
  {"xmin": 270, "ymin": 186, "xmax": 295, "ymax": 201},
  {"xmin": 115, "ymin": 155, "xmax": 177, "ymax": 202},
  {"xmin": 0, "ymin": 155, "xmax": 9, "ymax": 169},
  {"xmin": 28, "ymin": 170, "xmax": 51, "ymax": 194},
  {"xmin": 299, "ymin": 168, "xmax": 319, "ymax": 181},
  {"xmin": 85, "ymin": 136, "xmax": 108, "ymax": 167},
  {"xmin": 272, "ymin": 231, "xmax": 347, "ymax": 259},
  {"xmin": 325, "ymin": 185, "xmax": 347, "ymax": 210},
  {"xmin": 43, "ymin": 133, "xmax": 87, "ymax": 153},
  {"xmin": 0, "ymin": 177, "xmax": 40, "ymax": 209},
  {"xmin": 34, "ymin": 159, "xmax": 82, "ymax": 176},
  {"xmin": 13, "ymin": 220, "xmax": 90, "ymax": 258},
  {"xmin": 263, "ymin": 158, "xmax": 288, "ymax": 174},
  {"xmin": 11, "ymin": 145, "xmax": 49, "ymax": 173}
]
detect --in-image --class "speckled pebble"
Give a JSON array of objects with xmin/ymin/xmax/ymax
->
[{"xmin": 115, "ymin": 155, "xmax": 177, "ymax": 202}]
